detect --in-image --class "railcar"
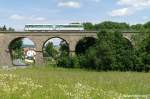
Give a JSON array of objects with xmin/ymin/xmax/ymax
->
[
  {"xmin": 24, "ymin": 24, "xmax": 54, "ymax": 31},
  {"xmin": 24, "ymin": 23, "xmax": 84, "ymax": 31}
]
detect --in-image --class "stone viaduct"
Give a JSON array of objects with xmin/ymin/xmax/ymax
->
[{"xmin": 0, "ymin": 31, "xmax": 136, "ymax": 66}]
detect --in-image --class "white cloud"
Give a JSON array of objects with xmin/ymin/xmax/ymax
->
[
  {"xmin": 9, "ymin": 14, "xmax": 46, "ymax": 21},
  {"xmin": 109, "ymin": 8, "xmax": 133, "ymax": 17},
  {"xmin": 109, "ymin": 0, "xmax": 150, "ymax": 17},
  {"xmin": 92, "ymin": 0, "xmax": 101, "ymax": 2},
  {"xmin": 9, "ymin": 14, "xmax": 25, "ymax": 20},
  {"xmin": 142, "ymin": 16, "xmax": 149, "ymax": 20},
  {"xmin": 118, "ymin": 0, "xmax": 150, "ymax": 8},
  {"xmin": 58, "ymin": 1, "xmax": 81, "ymax": 8},
  {"xmin": 34, "ymin": 17, "xmax": 46, "ymax": 21}
]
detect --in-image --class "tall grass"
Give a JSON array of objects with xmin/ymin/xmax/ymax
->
[{"xmin": 0, "ymin": 66, "xmax": 149, "ymax": 99}]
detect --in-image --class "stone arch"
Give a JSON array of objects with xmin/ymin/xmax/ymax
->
[
  {"xmin": 42, "ymin": 36, "xmax": 70, "ymax": 60},
  {"xmin": 123, "ymin": 36, "xmax": 134, "ymax": 48},
  {"xmin": 122, "ymin": 33, "xmax": 135, "ymax": 46},
  {"xmin": 42, "ymin": 36, "xmax": 70, "ymax": 51},
  {"xmin": 75, "ymin": 37, "xmax": 97, "ymax": 55},
  {"xmin": 8, "ymin": 37, "xmax": 37, "ymax": 49},
  {"xmin": 8, "ymin": 37, "xmax": 36, "ymax": 66}
]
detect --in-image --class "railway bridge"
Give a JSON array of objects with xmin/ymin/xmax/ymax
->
[{"xmin": 0, "ymin": 31, "xmax": 135, "ymax": 66}]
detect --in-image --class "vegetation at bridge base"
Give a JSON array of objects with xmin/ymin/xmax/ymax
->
[
  {"xmin": 75, "ymin": 30, "xmax": 138, "ymax": 72},
  {"xmin": 9, "ymin": 38, "xmax": 23, "ymax": 59},
  {"xmin": 53, "ymin": 21, "xmax": 150, "ymax": 72},
  {"xmin": 6, "ymin": 21, "xmax": 147, "ymax": 72}
]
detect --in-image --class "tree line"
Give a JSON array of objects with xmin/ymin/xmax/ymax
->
[
  {"xmin": 83, "ymin": 21, "xmax": 150, "ymax": 31},
  {"xmin": 0, "ymin": 25, "xmax": 15, "ymax": 31},
  {"xmin": 55, "ymin": 21, "xmax": 150, "ymax": 72}
]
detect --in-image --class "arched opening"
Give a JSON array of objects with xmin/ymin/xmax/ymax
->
[
  {"xmin": 123, "ymin": 37, "xmax": 133, "ymax": 49},
  {"xmin": 43, "ymin": 37, "xmax": 69, "ymax": 64},
  {"xmin": 75, "ymin": 37, "xmax": 96, "ymax": 55},
  {"xmin": 8, "ymin": 37, "xmax": 36, "ymax": 66}
]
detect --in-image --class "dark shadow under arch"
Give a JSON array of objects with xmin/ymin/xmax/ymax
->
[{"xmin": 75, "ymin": 37, "xmax": 97, "ymax": 55}]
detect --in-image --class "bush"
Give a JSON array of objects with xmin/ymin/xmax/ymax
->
[{"xmin": 57, "ymin": 55, "xmax": 80, "ymax": 68}]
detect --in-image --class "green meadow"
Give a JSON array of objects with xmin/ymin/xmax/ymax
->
[{"xmin": 0, "ymin": 66, "xmax": 149, "ymax": 99}]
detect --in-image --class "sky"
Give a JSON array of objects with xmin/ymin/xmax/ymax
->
[
  {"xmin": 23, "ymin": 38, "xmax": 62, "ymax": 46},
  {"xmin": 0, "ymin": 0, "xmax": 150, "ymax": 30}
]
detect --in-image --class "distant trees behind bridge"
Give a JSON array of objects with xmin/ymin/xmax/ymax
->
[
  {"xmin": 0, "ymin": 25, "xmax": 15, "ymax": 31},
  {"xmin": 83, "ymin": 21, "xmax": 150, "ymax": 31}
]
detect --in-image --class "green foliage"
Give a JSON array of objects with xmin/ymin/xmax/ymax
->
[
  {"xmin": 44, "ymin": 21, "xmax": 150, "ymax": 72},
  {"xmin": 76, "ymin": 37, "xmax": 96, "ymax": 55},
  {"xmin": 137, "ymin": 34, "xmax": 150, "ymax": 72},
  {"xmin": 77, "ymin": 30, "xmax": 149, "ymax": 72},
  {"xmin": 79, "ymin": 31, "xmax": 114, "ymax": 70},
  {"xmin": 83, "ymin": 21, "xmax": 130, "ymax": 31},
  {"xmin": 143, "ymin": 21, "xmax": 150, "ymax": 29},
  {"xmin": 44, "ymin": 42, "xmax": 59, "ymax": 60},
  {"xmin": 9, "ymin": 38, "xmax": 23, "ymax": 59},
  {"xmin": 83, "ymin": 21, "xmax": 150, "ymax": 32},
  {"xmin": 44, "ymin": 41, "xmax": 72, "ymax": 68},
  {"xmin": 95, "ymin": 21, "xmax": 130, "ymax": 30},
  {"xmin": 12, "ymin": 49, "xmax": 24, "ymax": 59},
  {"xmin": 9, "ymin": 39, "xmax": 23, "ymax": 50},
  {"xmin": 57, "ymin": 54, "xmax": 80, "ymax": 68},
  {"xmin": 59, "ymin": 41, "xmax": 69, "ymax": 56},
  {"xmin": 57, "ymin": 56, "xmax": 71, "ymax": 68},
  {"xmin": 131, "ymin": 24, "xmax": 144, "ymax": 30},
  {"xmin": 83, "ymin": 22, "xmax": 94, "ymax": 30},
  {"xmin": 112, "ymin": 31, "xmax": 136, "ymax": 71},
  {"xmin": 0, "ymin": 25, "xmax": 15, "ymax": 31}
]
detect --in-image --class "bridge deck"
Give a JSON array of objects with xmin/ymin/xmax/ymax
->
[{"xmin": 0, "ymin": 30, "xmax": 98, "ymax": 34}]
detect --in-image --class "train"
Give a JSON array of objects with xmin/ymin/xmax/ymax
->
[{"xmin": 24, "ymin": 23, "xmax": 84, "ymax": 31}]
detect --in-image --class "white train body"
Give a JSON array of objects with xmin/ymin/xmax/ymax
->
[{"xmin": 24, "ymin": 23, "xmax": 84, "ymax": 31}]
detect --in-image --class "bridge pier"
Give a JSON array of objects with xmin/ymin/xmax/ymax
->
[{"xmin": 35, "ymin": 51, "xmax": 44, "ymax": 66}]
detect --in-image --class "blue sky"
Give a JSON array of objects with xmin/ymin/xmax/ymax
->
[{"xmin": 0, "ymin": 0, "xmax": 150, "ymax": 30}]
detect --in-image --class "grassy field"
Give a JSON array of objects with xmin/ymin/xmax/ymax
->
[{"xmin": 0, "ymin": 66, "xmax": 149, "ymax": 99}]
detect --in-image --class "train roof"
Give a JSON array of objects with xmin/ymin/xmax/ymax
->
[
  {"xmin": 25, "ymin": 23, "xmax": 83, "ymax": 26},
  {"xmin": 25, "ymin": 24, "xmax": 53, "ymax": 25}
]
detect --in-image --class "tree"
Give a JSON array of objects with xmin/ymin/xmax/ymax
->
[
  {"xmin": 112, "ymin": 31, "xmax": 137, "ymax": 71},
  {"xmin": 2, "ymin": 25, "xmax": 7, "ymax": 31},
  {"xmin": 94, "ymin": 21, "xmax": 130, "ymax": 30},
  {"xmin": 0, "ymin": 25, "xmax": 15, "ymax": 31},
  {"xmin": 76, "ymin": 37, "xmax": 96, "ymax": 55},
  {"xmin": 8, "ymin": 27, "xmax": 15, "ymax": 31},
  {"xmin": 79, "ymin": 30, "xmax": 114, "ymax": 70},
  {"xmin": 131, "ymin": 24, "xmax": 144, "ymax": 30},
  {"xmin": 59, "ymin": 40, "xmax": 69, "ymax": 56},
  {"xmin": 78, "ymin": 30, "xmax": 141, "ymax": 71},
  {"xmin": 9, "ymin": 38, "xmax": 23, "ymax": 59},
  {"xmin": 138, "ymin": 34, "xmax": 150, "ymax": 72},
  {"xmin": 9, "ymin": 39, "xmax": 23, "ymax": 51},
  {"xmin": 143, "ymin": 21, "xmax": 150, "ymax": 29},
  {"xmin": 44, "ymin": 42, "xmax": 59, "ymax": 60},
  {"xmin": 83, "ymin": 22, "xmax": 94, "ymax": 30}
]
